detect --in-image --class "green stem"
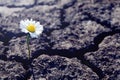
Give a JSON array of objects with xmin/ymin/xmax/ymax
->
[
  {"xmin": 26, "ymin": 35, "xmax": 36, "ymax": 80},
  {"xmin": 27, "ymin": 34, "xmax": 31, "ymax": 60}
]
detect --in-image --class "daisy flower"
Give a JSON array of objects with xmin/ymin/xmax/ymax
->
[{"xmin": 20, "ymin": 19, "xmax": 43, "ymax": 38}]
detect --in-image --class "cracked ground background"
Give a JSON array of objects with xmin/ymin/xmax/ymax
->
[{"xmin": 0, "ymin": 0, "xmax": 120, "ymax": 80}]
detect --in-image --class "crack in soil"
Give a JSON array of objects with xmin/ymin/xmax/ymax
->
[
  {"xmin": 0, "ymin": 27, "xmax": 120, "ymax": 80},
  {"xmin": 30, "ymin": 29, "xmax": 120, "ymax": 79},
  {"xmin": 59, "ymin": 9, "xmax": 70, "ymax": 29},
  {"xmin": 0, "ymin": 1, "xmax": 119, "ymax": 79},
  {"xmin": 63, "ymin": 0, "xmax": 77, "ymax": 9},
  {"xmin": 8, "ymin": 55, "xmax": 32, "ymax": 80},
  {"xmin": 59, "ymin": 0, "xmax": 77, "ymax": 29},
  {"xmin": 6, "ymin": 0, "xmax": 37, "ymax": 9},
  {"xmin": 1, "ymin": 19, "xmax": 120, "ymax": 80},
  {"xmin": 0, "ymin": 27, "xmax": 26, "ymax": 46},
  {"xmin": 82, "ymin": 12, "xmax": 118, "ymax": 30}
]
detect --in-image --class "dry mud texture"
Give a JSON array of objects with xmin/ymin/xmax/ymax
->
[{"xmin": 0, "ymin": 0, "xmax": 120, "ymax": 80}]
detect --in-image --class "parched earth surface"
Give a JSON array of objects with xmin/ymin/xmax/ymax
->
[{"xmin": 0, "ymin": 0, "xmax": 120, "ymax": 80}]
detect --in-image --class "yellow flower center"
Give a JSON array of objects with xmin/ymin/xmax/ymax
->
[{"xmin": 27, "ymin": 24, "xmax": 36, "ymax": 33}]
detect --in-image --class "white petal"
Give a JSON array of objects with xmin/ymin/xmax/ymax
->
[
  {"xmin": 20, "ymin": 20, "xmax": 27, "ymax": 28},
  {"xmin": 21, "ymin": 28, "xmax": 28, "ymax": 33},
  {"xmin": 20, "ymin": 20, "xmax": 29, "ymax": 33},
  {"xmin": 36, "ymin": 24, "xmax": 43, "ymax": 30},
  {"xmin": 32, "ymin": 21, "xmax": 43, "ymax": 35},
  {"xmin": 35, "ymin": 29, "xmax": 43, "ymax": 35},
  {"xmin": 29, "ymin": 32, "xmax": 38, "ymax": 38}
]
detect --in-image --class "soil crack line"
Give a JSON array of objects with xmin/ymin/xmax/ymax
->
[
  {"xmin": 82, "ymin": 12, "xmax": 118, "ymax": 30},
  {"xmin": 31, "ymin": 29, "xmax": 120, "ymax": 79}
]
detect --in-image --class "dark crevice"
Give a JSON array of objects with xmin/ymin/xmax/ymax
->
[
  {"xmin": 0, "ymin": 54, "xmax": 31, "ymax": 80},
  {"xmin": 36, "ymin": 0, "xmax": 77, "ymax": 7},
  {"xmin": 6, "ymin": 0, "xmax": 37, "ymax": 9},
  {"xmin": 59, "ymin": 9, "xmax": 70, "ymax": 29},
  {"xmin": 63, "ymin": 0, "xmax": 77, "ymax": 9},
  {"xmin": 83, "ymin": 12, "xmax": 117, "ymax": 30},
  {"xmin": 59, "ymin": 0, "xmax": 77, "ymax": 29},
  {"xmin": 8, "ymin": 55, "xmax": 33, "ymax": 80},
  {"xmin": 37, "ymin": 0, "xmax": 59, "ymax": 6},
  {"xmin": 22, "ymin": 67, "xmax": 33, "ymax": 80},
  {"xmin": 7, "ymin": 5, "xmax": 33, "ymax": 8},
  {"xmin": 34, "ymin": 0, "xmax": 38, "ymax": 6},
  {"xmin": 31, "ymin": 29, "xmax": 120, "ymax": 79},
  {"xmin": 43, "ymin": 28, "xmax": 56, "ymax": 36},
  {"xmin": 31, "ymin": 46, "xmax": 104, "ymax": 79},
  {"xmin": 0, "ymin": 47, "xmax": 9, "ymax": 61},
  {"xmin": 0, "ymin": 28, "xmax": 14, "ymax": 46},
  {"xmin": 8, "ymin": 56, "xmax": 29, "ymax": 70},
  {"xmin": 94, "ymin": 29, "xmax": 120, "ymax": 45},
  {"xmin": 0, "ymin": 4, "xmax": 4, "ymax": 6},
  {"xmin": 0, "ymin": 27, "xmax": 26, "ymax": 46},
  {"xmin": 80, "ymin": 55, "xmax": 104, "ymax": 79},
  {"xmin": 0, "ymin": 55, "xmax": 7, "ymax": 61}
]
